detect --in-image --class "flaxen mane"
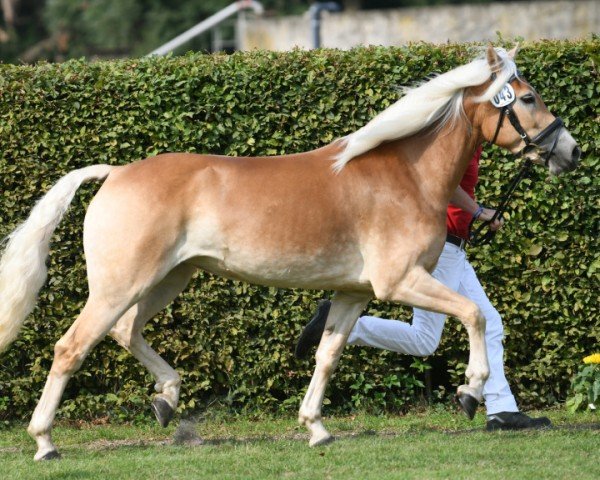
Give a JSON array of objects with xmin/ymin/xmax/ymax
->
[{"xmin": 332, "ymin": 48, "xmax": 518, "ymax": 172}]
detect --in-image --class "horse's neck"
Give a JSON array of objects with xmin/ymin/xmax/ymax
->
[{"xmin": 395, "ymin": 122, "xmax": 481, "ymax": 208}]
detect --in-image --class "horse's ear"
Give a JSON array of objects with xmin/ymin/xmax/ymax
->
[
  {"xmin": 486, "ymin": 45, "xmax": 503, "ymax": 74},
  {"xmin": 507, "ymin": 44, "xmax": 520, "ymax": 59}
]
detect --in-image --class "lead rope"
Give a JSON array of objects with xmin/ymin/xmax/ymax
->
[
  {"xmin": 469, "ymin": 117, "xmax": 563, "ymax": 246},
  {"xmin": 470, "ymin": 102, "xmax": 532, "ymax": 246},
  {"xmin": 469, "ymin": 158, "xmax": 533, "ymax": 246}
]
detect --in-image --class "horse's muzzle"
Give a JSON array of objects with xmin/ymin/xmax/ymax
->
[
  {"xmin": 557, "ymin": 144, "xmax": 581, "ymax": 174},
  {"xmin": 548, "ymin": 131, "xmax": 580, "ymax": 175},
  {"xmin": 569, "ymin": 145, "xmax": 581, "ymax": 170}
]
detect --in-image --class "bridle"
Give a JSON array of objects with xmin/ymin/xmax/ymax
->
[
  {"xmin": 489, "ymin": 73, "xmax": 564, "ymax": 166},
  {"xmin": 470, "ymin": 73, "xmax": 565, "ymax": 246}
]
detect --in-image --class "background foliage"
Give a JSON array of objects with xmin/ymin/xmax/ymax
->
[
  {"xmin": 0, "ymin": 0, "xmax": 310, "ymax": 62},
  {"xmin": 0, "ymin": 0, "xmax": 537, "ymax": 63},
  {"xmin": 0, "ymin": 39, "xmax": 598, "ymax": 422}
]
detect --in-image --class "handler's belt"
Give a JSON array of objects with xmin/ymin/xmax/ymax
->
[{"xmin": 446, "ymin": 233, "xmax": 467, "ymax": 250}]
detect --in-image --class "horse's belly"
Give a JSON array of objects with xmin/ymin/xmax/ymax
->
[
  {"xmin": 186, "ymin": 247, "xmax": 369, "ymax": 291},
  {"xmin": 179, "ymin": 203, "xmax": 369, "ymax": 290}
]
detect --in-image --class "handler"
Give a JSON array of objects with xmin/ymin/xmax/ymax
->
[{"xmin": 295, "ymin": 146, "xmax": 552, "ymax": 431}]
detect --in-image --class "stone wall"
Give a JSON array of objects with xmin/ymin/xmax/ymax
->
[{"xmin": 237, "ymin": 0, "xmax": 599, "ymax": 50}]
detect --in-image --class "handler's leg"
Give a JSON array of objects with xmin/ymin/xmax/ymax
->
[
  {"xmin": 110, "ymin": 263, "xmax": 196, "ymax": 427},
  {"xmin": 298, "ymin": 291, "xmax": 370, "ymax": 446},
  {"xmin": 348, "ymin": 312, "xmax": 444, "ymax": 355}
]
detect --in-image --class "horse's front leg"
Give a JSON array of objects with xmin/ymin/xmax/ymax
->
[
  {"xmin": 373, "ymin": 266, "xmax": 489, "ymax": 418},
  {"xmin": 298, "ymin": 291, "xmax": 371, "ymax": 446}
]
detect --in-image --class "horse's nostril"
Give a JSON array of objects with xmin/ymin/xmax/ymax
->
[{"xmin": 572, "ymin": 146, "xmax": 581, "ymax": 163}]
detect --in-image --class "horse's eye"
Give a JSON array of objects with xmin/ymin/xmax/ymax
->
[{"xmin": 521, "ymin": 94, "xmax": 536, "ymax": 105}]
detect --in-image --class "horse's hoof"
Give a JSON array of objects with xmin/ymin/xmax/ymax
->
[
  {"xmin": 455, "ymin": 392, "xmax": 479, "ymax": 420},
  {"xmin": 309, "ymin": 433, "xmax": 334, "ymax": 447},
  {"xmin": 37, "ymin": 450, "xmax": 61, "ymax": 461},
  {"xmin": 151, "ymin": 397, "xmax": 174, "ymax": 428}
]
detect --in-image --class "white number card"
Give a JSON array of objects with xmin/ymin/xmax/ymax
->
[{"xmin": 491, "ymin": 83, "xmax": 516, "ymax": 108}]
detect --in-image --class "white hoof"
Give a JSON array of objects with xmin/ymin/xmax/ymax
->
[
  {"xmin": 309, "ymin": 432, "xmax": 334, "ymax": 447},
  {"xmin": 307, "ymin": 421, "xmax": 333, "ymax": 447},
  {"xmin": 34, "ymin": 448, "xmax": 61, "ymax": 461}
]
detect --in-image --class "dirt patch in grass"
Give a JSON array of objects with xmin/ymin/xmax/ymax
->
[{"xmin": 71, "ymin": 420, "xmax": 599, "ymax": 452}]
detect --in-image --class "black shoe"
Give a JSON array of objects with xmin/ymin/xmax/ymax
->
[
  {"xmin": 486, "ymin": 411, "xmax": 552, "ymax": 431},
  {"xmin": 294, "ymin": 300, "xmax": 331, "ymax": 359}
]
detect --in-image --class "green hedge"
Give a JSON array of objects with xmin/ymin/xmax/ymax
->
[{"xmin": 0, "ymin": 39, "xmax": 598, "ymax": 422}]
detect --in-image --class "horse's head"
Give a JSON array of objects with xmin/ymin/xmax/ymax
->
[{"xmin": 476, "ymin": 46, "xmax": 580, "ymax": 175}]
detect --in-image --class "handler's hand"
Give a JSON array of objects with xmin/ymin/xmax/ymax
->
[{"xmin": 478, "ymin": 208, "xmax": 504, "ymax": 231}]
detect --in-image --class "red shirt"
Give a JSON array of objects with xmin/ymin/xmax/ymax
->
[{"xmin": 446, "ymin": 146, "xmax": 482, "ymax": 240}]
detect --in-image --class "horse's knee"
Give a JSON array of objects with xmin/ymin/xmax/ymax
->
[
  {"xmin": 51, "ymin": 337, "xmax": 86, "ymax": 375},
  {"xmin": 315, "ymin": 354, "xmax": 334, "ymax": 376},
  {"xmin": 315, "ymin": 347, "xmax": 340, "ymax": 376}
]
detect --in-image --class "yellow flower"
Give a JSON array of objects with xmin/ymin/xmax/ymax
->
[{"xmin": 583, "ymin": 353, "xmax": 600, "ymax": 364}]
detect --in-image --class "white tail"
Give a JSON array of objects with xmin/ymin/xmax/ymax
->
[{"xmin": 0, "ymin": 164, "xmax": 114, "ymax": 352}]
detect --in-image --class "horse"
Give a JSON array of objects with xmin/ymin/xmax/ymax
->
[{"xmin": 0, "ymin": 46, "xmax": 580, "ymax": 460}]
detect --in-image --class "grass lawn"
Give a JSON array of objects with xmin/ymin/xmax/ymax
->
[{"xmin": 0, "ymin": 408, "xmax": 597, "ymax": 479}]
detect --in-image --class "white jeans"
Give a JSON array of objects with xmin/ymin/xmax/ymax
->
[{"xmin": 348, "ymin": 242, "xmax": 519, "ymax": 415}]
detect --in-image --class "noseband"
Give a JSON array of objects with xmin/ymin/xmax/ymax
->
[{"xmin": 470, "ymin": 74, "xmax": 564, "ymax": 246}]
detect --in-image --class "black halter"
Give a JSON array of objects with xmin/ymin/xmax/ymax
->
[
  {"xmin": 470, "ymin": 74, "xmax": 565, "ymax": 246},
  {"xmin": 490, "ymin": 105, "xmax": 564, "ymax": 166}
]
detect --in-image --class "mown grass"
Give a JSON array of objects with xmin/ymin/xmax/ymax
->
[{"xmin": 0, "ymin": 408, "xmax": 597, "ymax": 480}]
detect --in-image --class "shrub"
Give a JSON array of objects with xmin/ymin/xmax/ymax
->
[{"xmin": 566, "ymin": 353, "xmax": 600, "ymax": 413}]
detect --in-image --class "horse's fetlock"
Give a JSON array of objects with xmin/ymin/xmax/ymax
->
[
  {"xmin": 298, "ymin": 411, "xmax": 310, "ymax": 426},
  {"xmin": 27, "ymin": 423, "xmax": 39, "ymax": 438},
  {"xmin": 164, "ymin": 376, "xmax": 181, "ymax": 389},
  {"xmin": 478, "ymin": 362, "xmax": 490, "ymax": 381},
  {"xmin": 298, "ymin": 406, "xmax": 319, "ymax": 426},
  {"xmin": 155, "ymin": 373, "xmax": 181, "ymax": 395}
]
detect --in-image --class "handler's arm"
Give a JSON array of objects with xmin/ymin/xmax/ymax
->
[{"xmin": 449, "ymin": 186, "xmax": 504, "ymax": 231}]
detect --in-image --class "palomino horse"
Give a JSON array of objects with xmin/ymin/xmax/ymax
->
[{"xmin": 0, "ymin": 46, "xmax": 579, "ymax": 460}]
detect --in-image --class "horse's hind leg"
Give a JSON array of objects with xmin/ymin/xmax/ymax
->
[
  {"xmin": 109, "ymin": 263, "xmax": 196, "ymax": 428},
  {"xmin": 27, "ymin": 298, "xmax": 131, "ymax": 461},
  {"xmin": 298, "ymin": 291, "xmax": 371, "ymax": 446}
]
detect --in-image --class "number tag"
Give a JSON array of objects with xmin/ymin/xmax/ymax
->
[{"xmin": 491, "ymin": 83, "xmax": 516, "ymax": 108}]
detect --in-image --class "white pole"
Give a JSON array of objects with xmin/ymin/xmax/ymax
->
[{"xmin": 148, "ymin": 1, "xmax": 263, "ymax": 56}]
